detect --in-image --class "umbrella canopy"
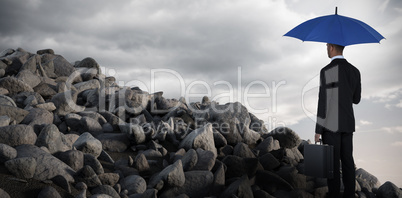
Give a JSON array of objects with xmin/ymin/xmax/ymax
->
[{"xmin": 284, "ymin": 7, "xmax": 385, "ymax": 46}]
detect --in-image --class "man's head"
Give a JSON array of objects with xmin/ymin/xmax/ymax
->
[{"xmin": 326, "ymin": 43, "xmax": 345, "ymax": 58}]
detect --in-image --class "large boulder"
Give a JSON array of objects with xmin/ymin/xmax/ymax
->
[
  {"xmin": 179, "ymin": 123, "xmax": 217, "ymax": 157},
  {"xmin": 3, "ymin": 48, "xmax": 30, "ymax": 76},
  {"xmin": 35, "ymin": 124, "xmax": 71, "ymax": 154},
  {"xmin": 52, "ymin": 55, "xmax": 75, "ymax": 77},
  {"xmin": 0, "ymin": 95, "xmax": 17, "ymax": 107},
  {"xmin": 21, "ymin": 108, "xmax": 54, "ymax": 129},
  {"xmin": 119, "ymin": 123, "xmax": 146, "ymax": 145},
  {"xmin": 0, "ymin": 105, "xmax": 29, "ymax": 124},
  {"xmin": 0, "ymin": 143, "xmax": 17, "ymax": 163},
  {"xmin": 0, "ymin": 124, "xmax": 37, "ymax": 147},
  {"xmin": 4, "ymin": 157, "xmax": 37, "ymax": 179},
  {"xmin": 219, "ymin": 175, "xmax": 253, "ymax": 198},
  {"xmin": 376, "ymin": 181, "xmax": 402, "ymax": 198},
  {"xmin": 355, "ymin": 168, "xmax": 381, "ymax": 192},
  {"xmin": 204, "ymin": 102, "xmax": 260, "ymax": 145},
  {"xmin": 51, "ymin": 90, "xmax": 85, "ymax": 116},
  {"xmin": 161, "ymin": 171, "xmax": 214, "ymax": 198},
  {"xmin": 149, "ymin": 160, "xmax": 185, "ymax": 188},
  {"xmin": 72, "ymin": 132, "xmax": 103, "ymax": 158},
  {"xmin": 15, "ymin": 144, "xmax": 75, "ymax": 182},
  {"xmin": 96, "ymin": 133, "xmax": 130, "ymax": 152},
  {"xmin": 0, "ymin": 77, "xmax": 34, "ymax": 96},
  {"xmin": 121, "ymin": 175, "xmax": 147, "ymax": 195},
  {"xmin": 16, "ymin": 69, "xmax": 41, "ymax": 88},
  {"xmin": 264, "ymin": 127, "xmax": 301, "ymax": 149}
]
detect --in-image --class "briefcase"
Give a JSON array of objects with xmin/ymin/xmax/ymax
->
[{"xmin": 304, "ymin": 141, "xmax": 334, "ymax": 179}]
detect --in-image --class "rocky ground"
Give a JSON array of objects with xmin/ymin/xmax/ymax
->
[{"xmin": 0, "ymin": 47, "xmax": 401, "ymax": 198}]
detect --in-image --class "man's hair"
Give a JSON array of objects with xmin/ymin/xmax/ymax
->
[{"xmin": 330, "ymin": 43, "xmax": 345, "ymax": 52}]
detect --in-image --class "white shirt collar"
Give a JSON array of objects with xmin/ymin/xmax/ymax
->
[{"xmin": 331, "ymin": 55, "xmax": 345, "ymax": 61}]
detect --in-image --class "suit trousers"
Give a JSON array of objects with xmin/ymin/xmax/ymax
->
[{"xmin": 322, "ymin": 131, "xmax": 355, "ymax": 198}]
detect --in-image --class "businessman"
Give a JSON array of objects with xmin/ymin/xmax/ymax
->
[{"xmin": 315, "ymin": 43, "xmax": 361, "ymax": 198}]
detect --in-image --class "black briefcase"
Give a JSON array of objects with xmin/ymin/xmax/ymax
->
[{"xmin": 304, "ymin": 141, "xmax": 334, "ymax": 179}]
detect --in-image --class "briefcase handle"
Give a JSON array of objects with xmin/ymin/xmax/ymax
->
[{"xmin": 315, "ymin": 139, "xmax": 323, "ymax": 145}]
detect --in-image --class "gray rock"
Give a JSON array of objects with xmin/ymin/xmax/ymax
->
[
  {"xmin": 233, "ymin": 142, "xmax": 256, "ymax": 158},
  {"xmin": 80, "ymin": 116, "xmax": 103, "ymax": 135},
  {"xmin": 265, "ymin": 127, "xmax": 301, "ymax": 149},
  {"xmin": 37, "ymin": 186, "xmax": 62, "ymax": 198},
  {"xmin": 15, "ymin": 144, "xmax": 75, "ymax": 182},
  {"xmin": 73, "ymin": 132, "xmax": 103, "ymax": 158},
  {"xmin": 52, "ymin": 55, "xmax": 75, "ymax": 77},
  {"xmin": 0, "ymin": 95, "xmax": 17, "ymax": 107},
  {"xmin": 134, "ymin": 153, "xmax": 150, "ymax": 172},
  {"xmin": 121, "ymin": 175, "xmax": 147, "ymax": 195},
  {"xmin": 75, "ymin": 165, "xmax": 102, "ymax": 188},
  {"xmin": 0, "ymin": 115, "xmax": 10, "ymax": 127},
  {"xmin": 76, "ymin": 57, "xmax": 101, "ymax": 74},
  {"xmin": 0, "ymin": 124, "xmax": 37, "ymax": 147},
  {"xmin": 84, "ymin": 153, "xmax": 104, "ymax": 175},
  {"xmin": 0, "ymin": 88, "xmax": 8, "ymax": 95},
  {"xmin": 284, "ymin": 147, "xmax": 304, "ymax": 166},
  {"xmin": 74, "ymin": 79, "xmax": 100, "ymax": 93},
  {"xmin": 0, "ymin": 188, "xmax": 10, "ymax": 198},
  {"xmin": 149, "ymin": 160, "xmax": 185, "ymax": 188},
  {"xmin": 0, "ymin": 143, "xmax": 17, "ymax": 163},
  {"xmin": 33, "ymin": 83, "xmax": 58, "ymax": 99},
  {"xmin": 56, "ymin": 150, "xmax": 84, "ymax": 171},
  {"xmin": 276, "ymin": 165, "xmax": 306, "ymax": 189},
  {"xmin": 35, "ymin": 124, "xmax": 71, "ymax": 154},
  {"xmin": 16, "ymin": 69, "xmax": 41, "ymax": 88},
  {"xmin": 0, "ymin": 105, "xmax": 29, "ymax": 124},
  {"xmin": 91, "ymin": 185, "xmax": 120, "ymax": 198},
  {"xmin": 259, "ymin": 152, "xmax": 280, "ymax": 171},
  {"xmin": 161, "ymin": 171, "xmax": 214, "ymax": 198},
  {"xmin": 21, "ymin": 108, "xmax": 53, "ymax": 128},
  {"xmin": 0, "ymin": 48, "xmax": 15, "ymax": 57},
  {"xmin": 37, "ymin": 49, "xmax": 55, "ymax": 55},
  {"xmin": 119, "ymin": 123, "xmax": 146, "ymax": 145},
  {"xmin": 97, "ymin": 133, "xmax": 130, "ymax": 152},
  {"xmin": 355, "ymin": 168, "xmax": 381, "ymax": 192},
  {"xmin": 78, "ymin": 111, "xmax": 108, "ymax": 126},
  {"xmin": 65, "ymin": 113, "xmax": 83, "ymax": 131},
  {"xmin": 213, "ymin": 131, "xmax": 227, "ymax": 148},
  {"xmin": 220, "ymin": 175, "xmax": 253, "ymax": 198},
  {"xmin": 0, "ymin": 77, "xmax": 34, "ymax": 96},
  {"xmin": 34, "ymin": 102, "xmax": 57, "ymax": 111},
  {"xmin": 193, "ymin": 148, "xmax": 216, "ymax": 171},
  {"xmin": 179, "ymin": 123, "xmax": 217, "ymax": 157},
  {"xmin": 5, "ymin": 157, "xmax": 36, "ymax": 179},
  {"xmin": 181, "ymin": 149, "xmax": 198, "ymax": 171},
  {"xmin": 211, "ymin": 161, "xmax": 225, "ymax": 195},
  {"xmin": 51, "ymin": 90, "xmax": 85, "ymax": 116},
  {"xmin": 98, "ymin": 173, "xmax": 119, "ymax": 186},
  {"xmin": 206, "ymin": 102, "xmax": 260, "ymax": 145},
  {"xmin": 141, "ymin": 149, "xmax": 162, "ymax": 158},
  {"xmin": 256, "ymin": 170, "xmax": 293, "ymax": 194},
  {"xmin": 3, "ymin": 49, "xmax": 30, "ymax": 76},
  {"xmin": 255, "ymin": 136, "xmax": 280, "ymax": 155},
  {"xmin": 99, "ymin": 111, "xmax": 125, "ymax": 131},
  {"xmin": 376, "ymin": 181, "xmax": 402, "ymax": 198},
  {"xmin": 141, "ymin": 189, "xmax": 158, "ymax": 198}
]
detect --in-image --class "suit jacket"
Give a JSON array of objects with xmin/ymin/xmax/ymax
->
[{"xmin": 315, "ymin": 59, "xmax": 361, "ymax": 134}]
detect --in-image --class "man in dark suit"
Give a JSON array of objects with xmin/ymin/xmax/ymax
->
[{"xmin": 315, "ymin": 43, "xmax": 361, "ymax": 198}]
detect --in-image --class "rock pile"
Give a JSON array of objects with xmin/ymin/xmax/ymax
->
[{"xmin": 0, "ymin": 48, "xmax": 401, "ymax": 198}]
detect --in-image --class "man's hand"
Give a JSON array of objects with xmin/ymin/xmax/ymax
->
[{"xmin": 315, "ymin": 133, "xmax": 321, "ymax": 143}]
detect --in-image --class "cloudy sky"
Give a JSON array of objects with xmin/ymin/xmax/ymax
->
[{"xmin": 1, "ymin": 0, "xmax": 402, "ymax": 186}]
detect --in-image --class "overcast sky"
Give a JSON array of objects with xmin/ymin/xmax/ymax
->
[{"xmin": 1, "ymin": 0, "xmax": 402, "ymax": 186}]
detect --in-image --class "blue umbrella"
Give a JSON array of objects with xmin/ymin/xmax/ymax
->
[{"xmin": 284, "ymin": 7, "xmax": 385, "ymax": 46}]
